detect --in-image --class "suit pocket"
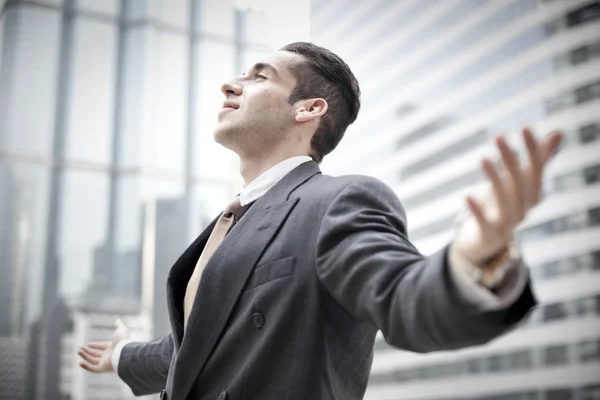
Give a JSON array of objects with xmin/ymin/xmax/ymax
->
[{"xmin": 245, "ymin": 256, "xmax": 296, "ymax": 290}]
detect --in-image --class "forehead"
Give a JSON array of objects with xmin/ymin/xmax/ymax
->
[{"xmin": 250, "ymin": 50, "xmax": 303, "ymax": 80}]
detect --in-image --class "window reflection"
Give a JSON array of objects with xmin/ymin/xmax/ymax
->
[
  {"xmin": 66, "ymin": 18, "xmax": 117, "ymax": 165},
  {"xmin": 0, "ymin": 4, "xmax": 61, "ymax": 156},
  {"xmin": 0, "ymin": 163, "xmax": 50, "ymax": 336},
  {"xmin": 58, "ymin": 170, "xmax": 109, "ymax": 303},
  {"xmin": 154, "ymin": 31, "xmax": 188, "ymax": 174}
]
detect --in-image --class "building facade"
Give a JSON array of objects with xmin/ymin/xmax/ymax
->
[
  {"xmin": 312, "ymin": 0, "xmax": 600, "ymax": 399},
  {"xmin": 0, "ymin": 0, "xmax": 287, "ymax": 398}
]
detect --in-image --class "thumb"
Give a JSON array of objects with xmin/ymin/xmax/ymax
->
[{"xmin": 113, "ymin": 318, "xmax": 130, "ymax": 340}]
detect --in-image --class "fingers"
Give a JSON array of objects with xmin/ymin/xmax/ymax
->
[
  {"xmin": 541, "ymin": 131, "xmax": 563, "ymax": 164},
  {"xmin": 523, "ymin": 128, "xmax": 543, "ymax": 205},
  {"xmin": 78, "ymin": 347, "xmax": 100, "ymax": 366},
  {"xmin": 482, "ymin": 158, "xmax": 510, "ymax": 223},
  {"xmin": 466, "ymin": 195, "xmax": 491, "ymax": 231},
  {"xmin": 88, "ymin": 341, "xmax": 110, "ymax": 351},
  {"xmin": 80, "ymin": 361, "xmax": 100, "ymax": 373},
  {"xmin": 496, "ymin": 136, "xmax": 526, "ymax": 221},
  {"xmin": 81, "ymin": 346, "xmax": 102, "ymax": 358}
]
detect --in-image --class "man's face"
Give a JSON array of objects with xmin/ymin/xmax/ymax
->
[{"xmin": 214, "ymin": 51, "xmax": 301, "ymax": 154}]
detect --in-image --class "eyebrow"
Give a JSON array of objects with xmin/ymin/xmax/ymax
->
[{"xmin": 251, "ymin": 62, "xmax": 279, "ymax": 76}]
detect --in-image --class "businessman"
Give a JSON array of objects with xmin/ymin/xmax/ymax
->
[{"xmin": 78, "ymin": 42, "xmax": 562, "ymax": 399}]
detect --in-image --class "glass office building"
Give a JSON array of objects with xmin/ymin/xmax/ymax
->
[
  {"xmin": 313, "ymin": 0, "xmax": 600, "ymax": 399},
  {"xmin": 0, "ymin": 0, "xmax": 276, "ymax": 398}
]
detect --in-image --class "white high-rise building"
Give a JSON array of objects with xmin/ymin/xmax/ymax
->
[{"xmin": 312, "ymin": 1, "xmax": 600, "ymax": 399}]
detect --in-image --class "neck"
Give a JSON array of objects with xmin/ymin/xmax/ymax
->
[{"xmin": 238, "ymin": 149, "xmax": 309, "ymax": 186}]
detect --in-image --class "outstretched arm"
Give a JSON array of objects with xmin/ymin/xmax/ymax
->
[{"xmin": 316, "ymin": 128, "xmax": 561, "ymax": 352}]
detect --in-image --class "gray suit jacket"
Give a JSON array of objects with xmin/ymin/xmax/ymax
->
[{"xmin": 118, "ymin": 161, "xmax": 536, "ymax": 400}]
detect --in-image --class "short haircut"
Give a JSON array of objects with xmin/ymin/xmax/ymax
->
[{"xmin": 280, "ymin": 42, "xmax": 361, "ymax": 163}]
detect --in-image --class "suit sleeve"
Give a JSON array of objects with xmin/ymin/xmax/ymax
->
[
  {"xmin": 117, "ymin": 334, "xmax": 174, "ymax": 396},
  {"xmin": 315, "ymin": 178, "xmax": 536, "ymax": 353}
]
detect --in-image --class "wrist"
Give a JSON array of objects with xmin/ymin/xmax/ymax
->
[{"xmin": 450, "ymin": 241, "xmax": 520, "ymax": 288}]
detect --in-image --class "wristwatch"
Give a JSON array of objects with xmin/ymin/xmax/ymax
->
[{"xmin": 450, "ymin": 241, "xmax": 521, "ymax": 288}]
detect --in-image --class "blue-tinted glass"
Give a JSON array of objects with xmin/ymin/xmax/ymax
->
[
  {"xmin": 0, "ymin": 163, "xmax": 50, "ymax": 336},
  {"xmin": 153, "ymin": 31, "xmax": 188, "ymax": 173},
  {"xmin": 65, "ymin": 18, "xmax": 117, "ymax": 165},
  {"xmin": 0, "ymin": 4, "xmax": 61, "ymax": 156},
  {"xmin": 58, "ymin": 170, "xmax": 110, "ymax": 303}
]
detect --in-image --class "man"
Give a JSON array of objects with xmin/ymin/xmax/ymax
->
[{"xmin": 78, "ymin": 42, "xmax": 562, "ymax": 399}]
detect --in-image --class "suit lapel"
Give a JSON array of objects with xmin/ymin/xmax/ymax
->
[{"xmin": 170, "ymin": 161, "xmax": 320, "ymax": 400}]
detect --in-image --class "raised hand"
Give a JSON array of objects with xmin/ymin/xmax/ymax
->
[
  {"xmin": 78, "ymin": 318, "xmax": 130, "ymax": 373},
  {"xmin": 454, "ymin": 128, "xmax": 563, "ymax": 265}
]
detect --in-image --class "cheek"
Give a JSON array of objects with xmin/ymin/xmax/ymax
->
[{"xmin": 248, "ymin": 88, "xmax": 290, "ymax": 110}]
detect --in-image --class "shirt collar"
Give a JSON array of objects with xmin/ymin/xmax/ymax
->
[{"xmin": 239, "ymin": 156, "xmax": 312, "ymax": 206}]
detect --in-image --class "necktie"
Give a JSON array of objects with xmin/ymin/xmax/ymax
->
[{"xmin": 183, "ymin": 196, "xmax": 247, "ymax": 330}]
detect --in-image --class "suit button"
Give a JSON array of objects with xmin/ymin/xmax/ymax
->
[
  {"xmin": 251, "ymin": 312, "xmax": 265, "ymax": 329},
  {"xmin": 217, "ymin": 390, "xmax": 228, "ymax": 400},
  {"xmin": 159, "ymin": 389, "xmax": 166, "ymax": 400}
]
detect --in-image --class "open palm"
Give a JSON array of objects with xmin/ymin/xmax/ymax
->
[
  {"xmin": 78, "ymin": 318, "xmax": 130, "ymax": 373},
  {"xmin": 455, "ymin": 128, "xmax": 563, "ymax": 265}
]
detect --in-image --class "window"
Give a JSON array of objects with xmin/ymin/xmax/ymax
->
[
  {"xmin": 0, "ymin": 4, "xmax": 61, "ymax": 156},
  {"xmin": 58, "ymin": 170, "xmax": 110, "ymax": 300},
  {"xmin": 571, "ymin": 40, "xmax": 600, "ymax": 66},
  {"xmin": 581, "ymin": 384, "xmax": 600, "ymax": 400},
  {"xmin": 467, "ymin": 358, "xmax": 482, "ymax": 374},
  {"xmin": 578, "ymin": 339, "xmax": 600, "ymax": 363},
  {"xmin": 153, "ymin": 31, "xmax": 188, "ymax": 174},
  {"xmin": 566, "ymin": 2, "xmax": 600, "ymax": 27},
  {"xmin": 518, "ymin": 207, "xmax": 599, "ymax": 242},
  {"xmin": 65, "ymin": 18, "xmax": 117, "ymax": 165},
  {"xmin": 580, "ymin": 123, "xmax": 600, "ymax": 144},
  {"xmin": 487, "ymin": 355, "xmax": 503, "ymax": 372},
  {"xmin": 542, "ymin": 303, "xmax": 568, "ymax": 322},
  {"xmin": 506, "ymin": 350, "xmax": 532, "ymax": 370},
  {"xmin": 580, "ymin": 165, "xmax": 598, "ymax": 184},
  {"xmin": 75, "ymin": 0, "xmax": 119, "ymax": 16},
  {"xmin": 576, "ymin": 81, "xmax": 600, "ymax": 104},
  {"xmin": 543, "ymin": 345, "xmax": 568, "ymax": 366},
  {"xmin": 0, "ymin": 163, "xmax": 50, "ymax": 336},
  {"xmin": 588, "ymin": 207, "xmax": 600, "ymax": 226},
  {"xmin": 593, "ymin": 251, "xmax": 600, "ymax": 270}
]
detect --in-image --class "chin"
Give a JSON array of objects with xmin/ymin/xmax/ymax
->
[{"xmin": 213, "ymin": 125, "xmax": 238, "ymax": 148}]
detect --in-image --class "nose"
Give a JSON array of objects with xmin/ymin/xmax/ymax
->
[{"xmin": 221, "ymin": 81, "xmax": 242, "ymax": 97}]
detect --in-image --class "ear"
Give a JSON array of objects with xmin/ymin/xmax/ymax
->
[{"xmin": 294, "ymin": 98, "xmax": 328, "ymax": 123}]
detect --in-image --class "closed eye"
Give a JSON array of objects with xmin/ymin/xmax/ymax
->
[{"xmin": 256, "ymin": 74, "xmax": 267, "ymax": 80}]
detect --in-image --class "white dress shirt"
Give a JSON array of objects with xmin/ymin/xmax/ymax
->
[{"xmin": 111, "ymin": 155, "xmax": 526, "ymax": 371}]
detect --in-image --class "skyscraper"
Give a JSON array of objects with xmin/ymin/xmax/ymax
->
[
  {"xmin": 312, "ymin": 0, "xmax": 600, "ymax": 399},
  {"xmin": 0, "ymin": 0, "xmax": 292, "ymax": 398}
]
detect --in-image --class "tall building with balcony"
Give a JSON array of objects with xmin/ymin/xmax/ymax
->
[{"xmin": 312, "ymin": 0, "xmax": 600, "ymax": 399}]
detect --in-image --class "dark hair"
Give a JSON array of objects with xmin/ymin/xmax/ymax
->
[{"xmin": 280, "ymin": 42, "xmax": 361, "ymax": 163}]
